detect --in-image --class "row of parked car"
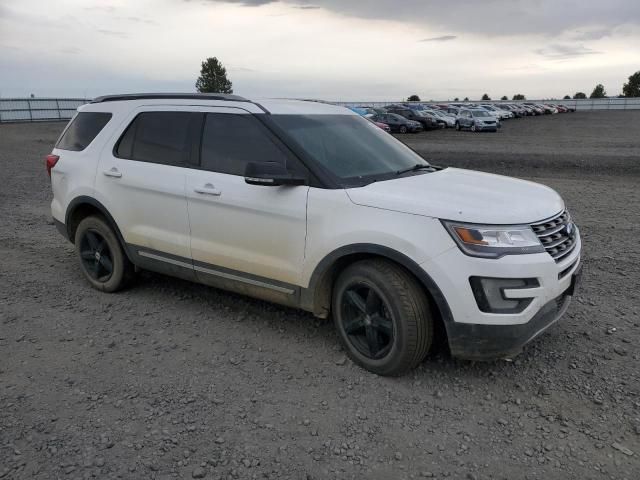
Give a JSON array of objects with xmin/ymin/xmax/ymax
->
[{"xmin": 349, "ymin": 102, "xmax": 576, "ymax": 134}]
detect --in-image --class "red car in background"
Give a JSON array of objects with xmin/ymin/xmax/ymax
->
[{"xmin": 367, "ymin": 117, "xmax": 391, "ymax": 132}]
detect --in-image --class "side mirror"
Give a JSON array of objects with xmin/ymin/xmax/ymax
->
[{"xmin": 244, "ymin": 162, "xmax": 306, "ymax": 186}]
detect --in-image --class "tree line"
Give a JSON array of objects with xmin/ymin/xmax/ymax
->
[
  {"xmin": 407, "ymin": 72, "xmax": 640, "ymax": 102},
  {"xmin": 193, "ymin": 57, "xmax": 640, "ymax": 102}
]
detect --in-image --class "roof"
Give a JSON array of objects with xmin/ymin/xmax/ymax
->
[
  {"xmin": 91, "ymin": 93, "xmax": 249, "ymax": 103},
  {"xmin": 84, "ymin": 93, "xmax": 354, "ymax": 116}
]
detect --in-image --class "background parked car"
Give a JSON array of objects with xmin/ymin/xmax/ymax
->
[
  {"xmin": 370, "ymin": 113, "xmax": 423, "ymax": 133},
  {"xmin": 479, "ymin": 104, "xmax": 513, "ymax": 120},
  {"xmin": 424, "ymin": 109, "xmax": 456, "ymax": 127},
  {"xmin": 366, "ymin": 117, "xmax": 391, "ymax": 132},
  {"xmin": 496, "ymin": 104, "xmax": 523, "ymax": 118},
  {"xmin": 386, "ymin": 107, "xmax": 439, "ymax": 130},
  {"xmin": 455, "ymin": 108, "xmax": 499, "ymax": 132},
  {"xmin": 523, "ymin": 103, "xmax": 544, "ymax": 115}
]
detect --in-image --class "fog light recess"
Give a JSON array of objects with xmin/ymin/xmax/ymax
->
[{"xmin": 469, "ymin": 277, "xmax": 539, "ymax": 314}]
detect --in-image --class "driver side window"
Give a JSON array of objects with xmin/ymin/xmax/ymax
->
[{"xmin": 200, "ymin": 113, "xmax": 288, "ymax": 176}]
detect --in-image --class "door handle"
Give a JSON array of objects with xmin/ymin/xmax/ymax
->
[
  {"xmin": 103, "ymin": 167, "xmax": 122, "ymax": 178},
  {"xmin": 194, "ymin": 183, "xmax": 221, "ymax": 196}
]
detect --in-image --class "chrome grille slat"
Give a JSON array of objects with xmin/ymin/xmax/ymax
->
[
  {"xmin": 534, "ymin": 223, "xmax": 566, "ymax": 237},
  {"xmin": 531, "ymin": 210, "xmax": 577, "ymax": 263}
]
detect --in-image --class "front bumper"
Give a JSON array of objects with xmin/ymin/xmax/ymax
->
[
  {"xmin": 420, "ymin": 229, "xmax": 582, "ymax": 360},
  {"xmin": 446, "ymin": 266, "xmax": 581, "ymax": 360}
]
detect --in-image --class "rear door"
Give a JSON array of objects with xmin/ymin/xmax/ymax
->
[
  {"xmin": 185, "ymin": 109, "xmax": 309, "ymax": 287},
  {"xmin": 95, "ymin": 107, "xmax": 198, "ymax": 263}
]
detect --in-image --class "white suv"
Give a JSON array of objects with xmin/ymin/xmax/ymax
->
[{"xmin": 48, "ymin": 93, "xmax": 582, "ymax": 376}]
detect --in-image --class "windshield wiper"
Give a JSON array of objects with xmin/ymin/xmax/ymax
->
[{"xmin": 396, "ymin": 164, "xmax": 434, "ymax": 175}]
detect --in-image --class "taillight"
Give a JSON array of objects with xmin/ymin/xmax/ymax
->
[{"xmin": 46, "ymin": 154, "xmax": 59, "ymax": 177}]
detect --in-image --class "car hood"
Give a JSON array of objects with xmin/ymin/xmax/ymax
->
[{"xmin": 346, "ymin": 168, "xmax": 564, "ymax": 224}]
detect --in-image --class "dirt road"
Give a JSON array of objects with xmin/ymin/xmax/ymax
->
[{"xmin": 1, "ymin": 112, "xmax": 639, "ymax": 479}]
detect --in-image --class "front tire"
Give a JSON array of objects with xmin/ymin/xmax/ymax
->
[
  {"xmin": 455, "ymin": 122, "xmax": 461, "ymax": 131},
  {"xmin": 74, "ymin": 215, "xmax": 133, "ymax": 292},
  {"xmin": 399, "ymin": 125, "xmax": 408, "ymax": 134},
  {"xmin": 332, "ymin": 260, "xmax": 433, "ymax": 376},
  {"xmin": 471, "ymin": 124, "xmax": 477, "ymax": 132}
]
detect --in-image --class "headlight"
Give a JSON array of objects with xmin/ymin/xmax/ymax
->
[{"xmin": 441, "ymin": 220, "xmax": 545, "ymax": 259}]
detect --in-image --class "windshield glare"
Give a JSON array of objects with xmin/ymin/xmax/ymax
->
[
  {"xmin": 269, "ymin": 114, "xmax": 428, "ymax": 183},
  {"xmin": 472, "ymin": 110, "xmax": 491, "ymax": 117}
]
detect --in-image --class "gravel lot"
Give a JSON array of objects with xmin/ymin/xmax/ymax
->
[{"xmin": 1, "ymin": 112, "xmax": 639, "ymax": 479}]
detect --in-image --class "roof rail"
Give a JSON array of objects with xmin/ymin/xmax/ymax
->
[{"xmin": 91, "ymin": 93, "xmax": 250, "ymax": 103}]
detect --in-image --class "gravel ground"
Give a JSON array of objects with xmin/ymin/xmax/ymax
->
[{"xmin": 1, "ymin": 112, "xmax": 639, "ymax": 480}]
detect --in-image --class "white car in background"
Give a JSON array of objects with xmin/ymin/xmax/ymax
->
[{"xmin": 479, "ymin": 104, "xmax": 513, "ymax": 120}]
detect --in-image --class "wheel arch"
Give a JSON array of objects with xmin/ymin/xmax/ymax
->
[
  {"xmin": 64, "ymin": 196, "xmax": 131, "ymax": 260},
  {"xmin": 302, "ymin": 244, "xmax": 454, "ymax": 337}
]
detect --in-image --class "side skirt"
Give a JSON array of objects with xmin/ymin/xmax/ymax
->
[{"xmin": 126, "ymin": 244, "xmax": 303, "ymax": 309}]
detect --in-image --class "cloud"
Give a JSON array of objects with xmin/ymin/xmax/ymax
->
[
  {"xmin": 200, "ymin": 0, "xmax": 640, "ymax": 37},
  {"xmin": 118, "ymin": 15, "xmax": 157, "ymax": 25},
  {"xmin": 571, "ymin": 28, "xmax": 613, "ymax": 41},
  {"xmin": 419, "ymin": 35, "xmax": 457, "ymax": 42},
  {"xmin": 535, "ymin": 44, "xmax": 602, "ymax": 59},
  {"xmin": 59, "ymin": 46, "xmax": 82, "ymax": 55},
  {"xmin": 83, "ymin": 5, "xmax": 116, "ymax": 14},
  {"xmin": 97, "ymin": 29, "xmax": 129, "ymax": 38}
]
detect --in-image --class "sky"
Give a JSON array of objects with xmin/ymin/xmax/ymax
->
[{"xmin": 1, "ymin": 0, "xmax": 639, "ymax": 101}]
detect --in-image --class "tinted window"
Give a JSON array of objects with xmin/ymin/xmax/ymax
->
[
  {"xmin": 269, "ymin": 114, "xmax": 429, "ymax": 182},
  {"xmin": 200, "ymin": 114, "xmax": 287, "ymax": 176},
  {"xmin": 56, "ymin": 112, "xmax": 112, "ymax": 151},
  {"xmin": 116, "ymin": 112, "xmax": 195, "ymax": 166}
]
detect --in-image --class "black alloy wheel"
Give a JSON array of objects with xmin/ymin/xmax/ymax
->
[
  {"xmin": 79, "ymin": 229, "xmax": 114, "ymax": 282},
  {"xmin": 399, "ymin": 125, "xmax": 408, "ymax": 134},
  {"xmin": 340, "ymin": 283, "xmax": 394, "ymax": 360},
  {"xmin": 74, "ymin": 215, "xmax": 134, "ymax": 292},
  {"xmin": 332, "ymin": 259, "xmax": 433, "ymax": 376}
]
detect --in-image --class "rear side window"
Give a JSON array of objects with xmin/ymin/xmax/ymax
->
[
  {"xmin": 56, "ymin": 112, "xmax": 112, "ymax": 151},
  {"xmin": 200, "ymin": 113, "xmax": 287, "ymax": 176},
  {"xmin": 116, "ymin": 112, "xmax": 196, "ymax": 166}
]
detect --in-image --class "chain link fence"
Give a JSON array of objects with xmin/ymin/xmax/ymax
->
[
  {"xmin": 333, "ymin": 97, "xmax": 640, "ymax": 110},
  {"xmin": 1, "ymin": 96, "xmax": 639, "ymax": 123},
  {"xmin": 0, "ymin": 98, "xmax": 88, "ymax": 123}
]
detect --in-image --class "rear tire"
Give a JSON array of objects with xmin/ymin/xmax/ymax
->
[
  {"xmin": 332, "ymin": 260, "xmax": 433, "ymax": 376},
  {"xmin": 74, "ymin": 215, "xmax": 134, "ymax": 292}
]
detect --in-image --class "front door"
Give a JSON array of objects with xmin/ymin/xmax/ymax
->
[{"xmin": 185, "ymin": 109, "xmax": 309, "ymax": 288}]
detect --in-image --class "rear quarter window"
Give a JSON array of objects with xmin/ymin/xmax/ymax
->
[
  {"xmin": 114, "ymin": 111, "xmax": 197, "ymax": 166},
  {"xmin": 56, "ymin": 112, "xmax": 112, "ymax": 151}
]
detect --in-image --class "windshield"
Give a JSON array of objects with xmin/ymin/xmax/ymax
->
[
  {"xmin": 269, "ymin": 114, "xmax": 429, "ymax": 183},
  {"xmin": 471, "ymin": 110, "xmax": 491, "ymax": 117}
]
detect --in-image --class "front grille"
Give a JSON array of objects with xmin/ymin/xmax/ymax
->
[{"xmin": 531, "ymin": 210, "xmax": 577, "ymax": 262}]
